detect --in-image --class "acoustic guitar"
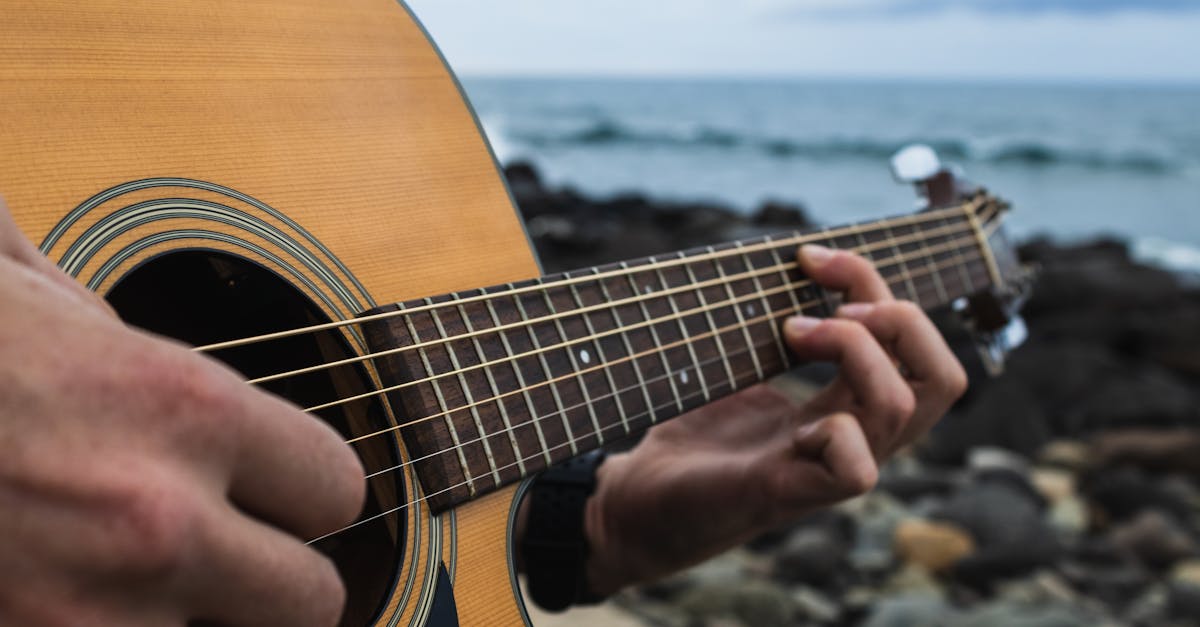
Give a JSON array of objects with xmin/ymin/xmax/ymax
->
[{"xmin": 0, "ymin": 1, "xmax": 1032, "ymax": 625}]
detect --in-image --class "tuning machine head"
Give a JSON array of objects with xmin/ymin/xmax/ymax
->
[
  {"xmin": 891, "ymin": 144, "xmax": 978, "ymax": 210},
  {"xmin": 952, "ymin": 264, "xmax": 1037, "ymax": 376}
]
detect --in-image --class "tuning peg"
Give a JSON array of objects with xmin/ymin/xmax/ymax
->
[
  {"xmin": 891, "ymin": 144, "xmax": 975, "ymax": 209},
  {"xmin": 891, "ymin": 144, "xmax": 942, "ymax": 184}
]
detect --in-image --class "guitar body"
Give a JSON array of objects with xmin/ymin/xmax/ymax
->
[{"xmin": 1, "ymin": 1, "xmax": 536, "ymax": 625}]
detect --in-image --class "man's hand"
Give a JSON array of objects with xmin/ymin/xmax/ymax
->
[
  {"xmin": 584, "ymin": 244, "xmax": 968, "ymax": 595},
  {"xmin": 0, "ymin": 197, "xmax": 365, "ymax": 626}
]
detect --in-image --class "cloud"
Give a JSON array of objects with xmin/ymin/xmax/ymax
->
[{"xmin": 788, "ymin": 0, "xmax": 1200, "ymax": 18}]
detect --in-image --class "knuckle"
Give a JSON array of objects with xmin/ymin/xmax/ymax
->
[
  {"xmin": 944, "ymin": 363, "xmax": 970, "ymax": 399},
  {"xmin": 827, "ymin": 318, "xmax": 868, "ymax": 344},
  {"xmin": 104, "ymin": 479, "xmax": 194, "ymax": 578},
  {"xmin": 844, "ymin": 459, "xmax": 879, "ymax": 496},
  {"xmin": 138, "ymin": 351, "xmax": 240, "ymax": 441},
  {"xmin": 878, "ymin": 386, "xmax": 917, "ymax": 427},
  {"xmin": 162, "ymin": 357, "xmax": 235, "ymax": 417},
  {"xmin": 891, "ymin": 299, "xmax": 923, "ymax": 320}
]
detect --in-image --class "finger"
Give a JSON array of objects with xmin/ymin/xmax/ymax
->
[
  {"xmin": 787, "ymin": 413, "xmax": 879, "ymax": 504},
  {"xmin": 797, "ymin": 244, "xmax": 893, "ymax": 303},
  {"xmin": 184, "ymin": 501, "xmax": 346, "ymax": 627},
  {"xmin": 224, "ymin": 387, "xmax": 366, "ymax": 540},
  {"xmin": 783, "ymin": 316, "xmax": 915, "ymax": 455},
  {"xmin": 837, "ymin": 301, "xmax": 967, "ymax": 403},
  {"xmin": 0, "ymin": 195, "xmax": 118, "ymax": 316}
]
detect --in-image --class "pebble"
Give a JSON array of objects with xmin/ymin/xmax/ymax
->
[
  {"xmin": 1038, "ymin": 440, "xmax": 1091, "ymax": 472},
  {"xmin": 1031, "ymin": 467, "xmax": 1076, "ymax": 504},
  {"xmin": 882, "ymin": 564, "xmax": 946, "ymax": 598},
  {"xmin": 773, "ymin": 525, "xmax": 850, "ymax": 586},
  {"xmin": 969, "ymin": 447, "xmax": 1033, "ymax": 475},
  {"xmin": 956, "ymin": 600, "xmax": 1102, "ymax": 627},
  {"xmin": 1048, "ymin": 494, "xmax": 1090, "ymax": 536},
  {"xmin": 1172, "ymin": 559, "xmax": 1200, "ymax": 586},
  {"xmin": 791, "ymin": 585, "xmax": 841, "ymax": 623},
  {"xmin": 842, "ymin": 493, "xmax": 912, "ymax": 573},
  {"xmin": 893, "ymin": 519, "xmax": 976, "ymax": 574},
  {"xmin": 1108, "ymin": 509, "xmax": 1198, "ymax": 570},
  {"xmin": 676, "ymin": 580, "xmax": 796, "ymax": 627},
  {"xmin": 861, "ymin": 594, "xmax": 958, "ymax": 627}
]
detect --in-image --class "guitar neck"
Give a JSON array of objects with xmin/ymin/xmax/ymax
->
[{"xmin": 362, "ymin": 202, "xmax": 995, "ymax": 513}]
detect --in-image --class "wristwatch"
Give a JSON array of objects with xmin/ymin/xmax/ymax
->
[{"xmin": 520, "ymin": 449, "xmax": 608, "ymax": 612}]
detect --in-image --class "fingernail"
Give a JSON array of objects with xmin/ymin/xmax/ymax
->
[
  {"xmin": 785, "ymin": 315, "xmax": 821, "ymax": 336},
  {"xmin": 800, "ymin": 244, "xmax": 834, "ymax": 265},
  {"xmin": 838, "ymin": 303, "xmax": 874, "ymax": 319}
]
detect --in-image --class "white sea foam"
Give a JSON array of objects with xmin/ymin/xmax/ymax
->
[{"xmin": 1133, "ymin": 237, "xmax": 1200, "ymax": 277}]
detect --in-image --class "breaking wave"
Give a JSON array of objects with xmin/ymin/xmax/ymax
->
[{"xmin": 509, "ymin": 120, "xmax": 1184, "ymax": 174}]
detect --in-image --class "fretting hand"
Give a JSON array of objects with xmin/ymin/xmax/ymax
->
[
  {"xmin": 0, "ymin": 197, "xmax": 364, "ymax": 626},
  {"xmin": 583, "ymin": 244, "xmax": 968, "ymax": 595}
]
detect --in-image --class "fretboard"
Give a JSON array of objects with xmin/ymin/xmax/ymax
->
[{"xmin": 362, "ymin": 204, "xmax": 993, "ymax": 512}]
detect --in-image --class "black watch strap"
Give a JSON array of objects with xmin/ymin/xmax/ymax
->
[{"xmin": 521, "ymin": 450, "xmax": 608, "ymax": 612}]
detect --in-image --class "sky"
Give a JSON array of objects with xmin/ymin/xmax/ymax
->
[{"xmin": 404, "ymin": 0, "xmax": 1200, "ymax": 83}]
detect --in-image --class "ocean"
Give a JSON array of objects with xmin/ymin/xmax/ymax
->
[{"xmin": 462, "ymin": 77, "xmax": 1200, "ymax": 271}]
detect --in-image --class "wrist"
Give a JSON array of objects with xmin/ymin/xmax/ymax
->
[{"xmin": 582, "ymin": 451, "xmax": 628, "ymax": 597}]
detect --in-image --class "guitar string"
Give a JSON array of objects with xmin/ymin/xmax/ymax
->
[
  {"xmin": 356, "ymin": 250, "xmax": 987, "ymax": 483},
  {"xmin": 319, "ymin": 231, "xmax": 988, "ymax": 431},
  {"xmin": 246, "ymin": 219, "xmax": 980, "ymax": 388},
  {"xmin": 334, "ymin": 239, "xmax": 987, "ymax": 452},
  {"xmin": 309, "ymin": 339, "xmax": 772, "ymax": 544},
  {"xmin": 194, "ymin": 200, "xmax": 990, "ymax": 354},
  {"xmin": 311, "ymin": 249, "xmax": 989, "ymax": 545}
]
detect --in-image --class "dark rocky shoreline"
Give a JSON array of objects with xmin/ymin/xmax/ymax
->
[{"xmin": 505, "ymin": 162, "xmax": 1200, "ymax": 627}]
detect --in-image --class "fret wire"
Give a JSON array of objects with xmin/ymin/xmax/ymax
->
[
  {"xmin": 882, "ymin": 223, "xmax": 919, "ymax": 301},
  {"xmin": 248, "ymin": 219, "xmax": 978, "ymax": 386},
  {"xmin": 621, "ymin": 261, "xmax": 684, "ymax": 416},
  {"xmin": 348, "ymin": 246, "xmax": 984, "ymax": 456},
  {"xmin": 360, "ymin": 250, "xmax": 987, "ymax": 485},
  {"xmin": 592, "ymin": 267, "xmax": 659, "ymax": 427},
  {"xmin": 324, "ymin": 336, "xmax": 774, "ymax": 545},
  {"xmin": 650, "ymin": 266, "xmax": 711, "ymax": 403},
  {"xmin": 707, "ymin": 245, "xmax": 765, "ymax": 381},
  {"xmin": 483, "ymin": 294, "xmax": 553, "ymax": 465},
  {"xmin": 765, "ymin": 233, "xmax": 806, "ymax": 316},
  {"xmin": 361, "ymin": 327, "xmax": 773, "ymax": 481},
  {"xmin": 815, "ymin": 228, "xmax": 842, "ymax": 314},
  {"xmin": 329, "ymin": 231, "xmax": 985, "ymax": 420},
  {"xmin": 328, "ymin": 229, "xmax": 992, "ymax": 544},
  {"xmin": 539, "ymin": 280, "xmax": 606, "ymax": 445},
  {"xmin": 566, "ymin": 276, "xmax": 632, "ymax": 435},
  {"xmin": 945, "ymin": 213, "xmax": 977, "ymax": 293},
  {"xmin": 201, "ymin": 204, "xmax": 979, "ymax": 354},
  {"xmin": 454, "ymin": 296, "xmax": 527, "ymax": 478},
  {"xmin": 426, "ymin": 299, "xmax": 503, "ymax": 486},
  {"xmin": 678, "ymin": 251, "xmax": 740, "ymax": 392},
  {"xmin": 352, "ymin": 242, "xmax": 984, "ymax": 445},
  {"xmin": 402, "ymin": 306, "xmax": 476, "ymax": 496},
  {"xmin": 735, "ymin": 240, "xmax": 791, "ymax": 367},
  {"xmin": 914, "ymin": 216, "xmax": 950, "ymax": 304},
  {"xmin": 510, "ymin": 283, "xmax": 578, "ymax": 457}
]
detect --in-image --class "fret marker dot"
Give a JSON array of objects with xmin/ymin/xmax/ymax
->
[
  {"xmin": 579, "ymin": 349, "xmax": 591, "ymax": 364},
  {"xmin": 680, "ymin": 370, "xmax": 690, "ymax": 385},
  {"xmin": 746, "ymin": 304, "xmax": 756, "ymax": 316}
]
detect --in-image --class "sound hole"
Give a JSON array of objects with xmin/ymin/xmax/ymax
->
[{"xmin": 107, "ymin": 250, "xmax": 403, "ymax": 626}]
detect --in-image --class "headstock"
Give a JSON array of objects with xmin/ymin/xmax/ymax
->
[{"xmin": 891, "ymin": 144, "xmax": 1037, "ymax": 375}]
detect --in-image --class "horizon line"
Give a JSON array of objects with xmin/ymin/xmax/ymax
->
[{"xmin": 457, "ymin": 70, "xmax": 1200, "ymax": 88}]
